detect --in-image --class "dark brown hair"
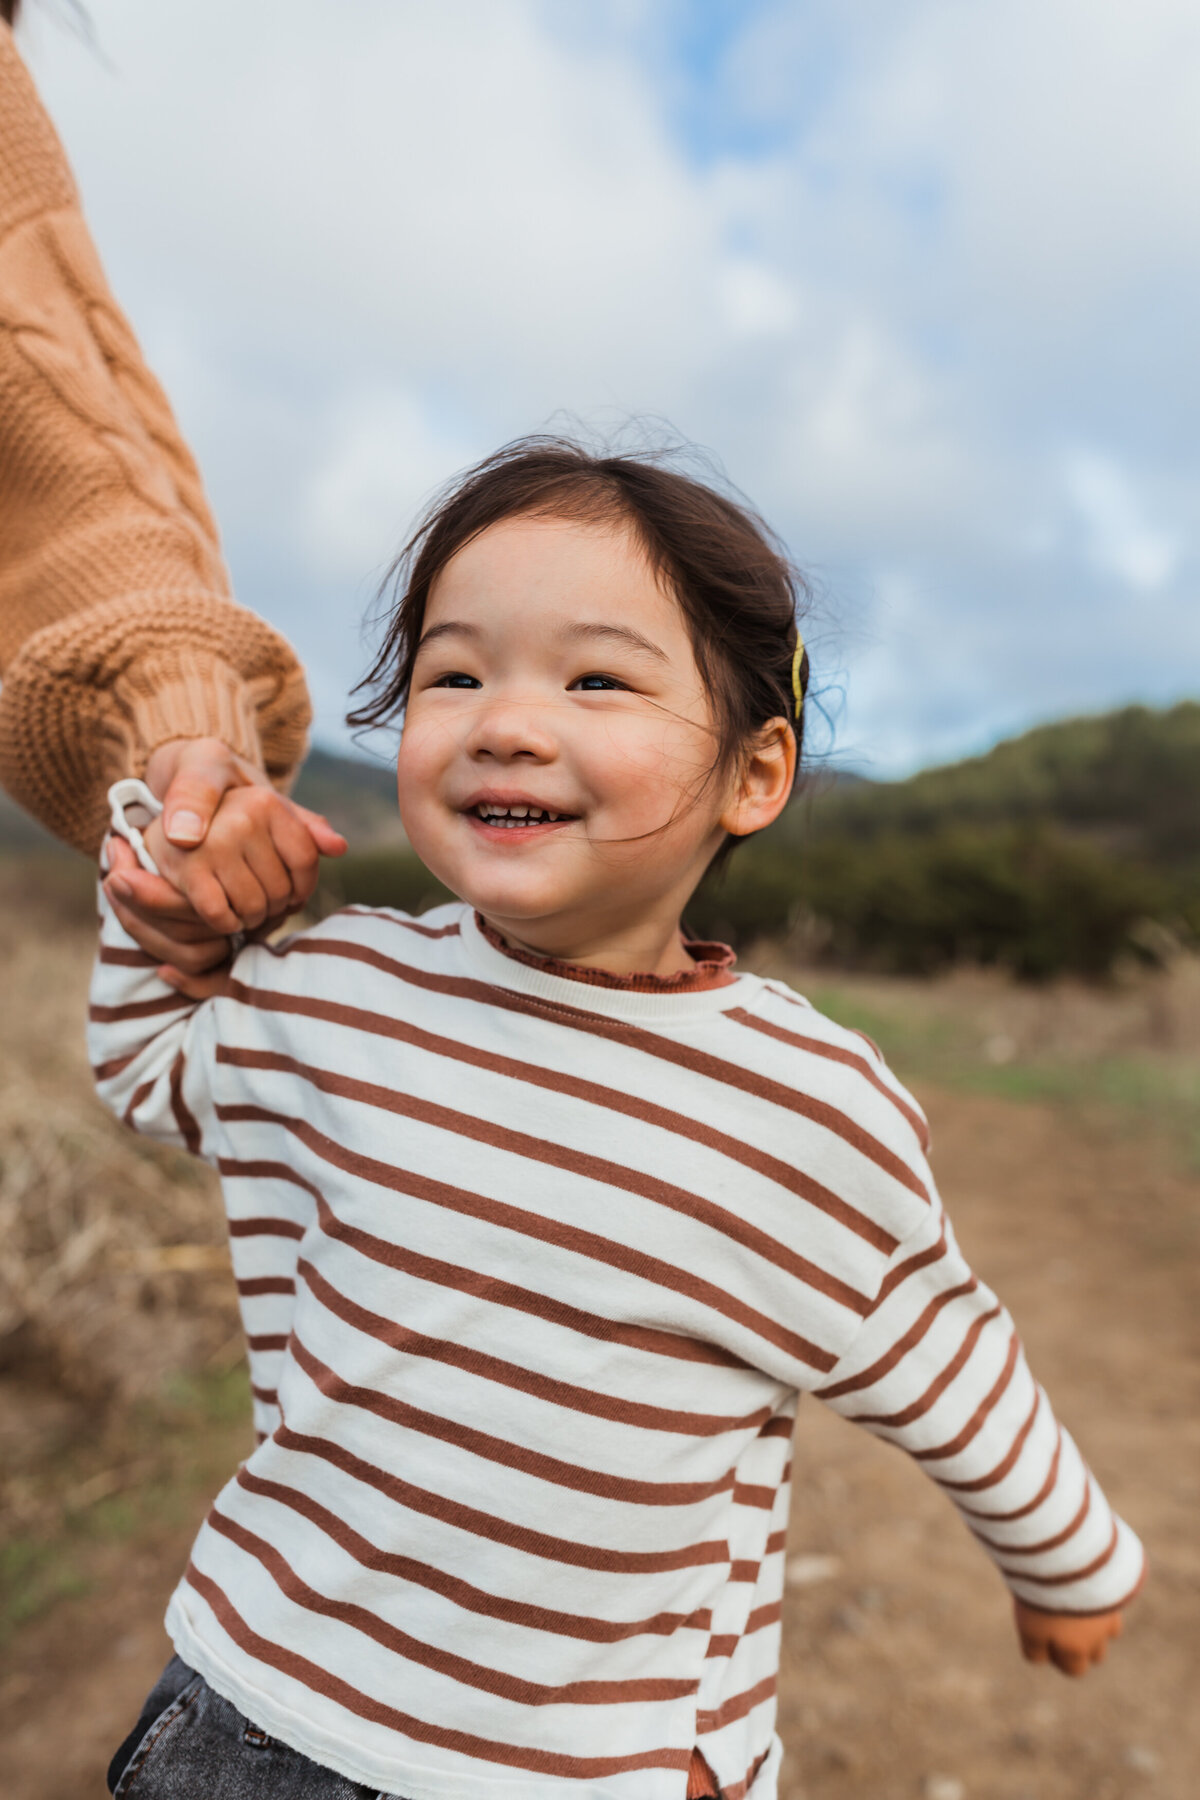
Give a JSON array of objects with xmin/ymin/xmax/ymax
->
[
  {"xmin": 1, "ymin": 2, "xmax": 21, "ymax": 24},
  {"xmin": 349, "ymin": 436, "xmax": 810, "ymax": 852}
]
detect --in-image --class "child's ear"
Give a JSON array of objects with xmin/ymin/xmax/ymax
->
[{"xmin": 719, "ymin": 717, "xmax": 795, "ymax": 839}]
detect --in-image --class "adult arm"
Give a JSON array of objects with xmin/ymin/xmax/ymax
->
[{"xmin": 0, "ymin": 21, "xmax": 311, "ymax": 855}]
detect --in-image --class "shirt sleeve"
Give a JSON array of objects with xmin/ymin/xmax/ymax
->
[
  {"xmin": 0, "ymin": 23, "xmax": 310, "ymax": 855},
  {"xmin": 88, "ymin": 876, "xmax": 225, "ymax": 1161},
  {"xmin": 813, "ymin": 1191, "xmax": 1146, "ymax": 1615}
]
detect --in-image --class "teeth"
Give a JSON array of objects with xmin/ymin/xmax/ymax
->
[{"xmin": 475, "ymin": 803, "xmax": 564, "ymax": 825}]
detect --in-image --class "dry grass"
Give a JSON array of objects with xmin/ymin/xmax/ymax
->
[{"xmin": 0, "ymin": 902, "xmax": 236, "ymax": 1419}]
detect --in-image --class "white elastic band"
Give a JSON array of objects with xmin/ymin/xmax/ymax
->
[{"xmin": 107, "ymin": 778, "xmax": 164, "ymax": 876}]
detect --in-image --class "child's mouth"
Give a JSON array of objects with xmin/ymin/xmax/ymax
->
[{"xmin": 469, "ymin": 803, "xmax": 575, "ymax": 831}]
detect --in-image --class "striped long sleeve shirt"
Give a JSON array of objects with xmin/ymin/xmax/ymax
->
[{"xmin": 88, "ymin": 896, "xmax": 1145, "ymax": 1800}]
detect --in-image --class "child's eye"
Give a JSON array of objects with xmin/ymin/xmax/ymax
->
[
  {"xmin": 432, "ymin": 672, "xmax": 482, "ymax": 689},
  {"xmin": 571, "ymin": 673, "xmax": 625, "ymax": 691}
]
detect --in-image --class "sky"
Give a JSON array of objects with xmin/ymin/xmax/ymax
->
[{"xmin": 20, "ymin": 0, "xmax": 1200, "ymax": 777}]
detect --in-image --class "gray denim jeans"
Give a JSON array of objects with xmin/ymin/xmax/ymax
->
[{"xmin": 109, "ymin": 1656, "xmax": 408, "ymax": 1798}]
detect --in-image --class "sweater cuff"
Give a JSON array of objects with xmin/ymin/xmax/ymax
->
[{"xmin": 119, "ymin": 651, "xmax": 265, "ymax": 774}]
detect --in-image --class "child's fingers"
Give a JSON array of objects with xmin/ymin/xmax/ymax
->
[
  {"xmin": 286, "ymin": 801, "xmax": 348, "ymax": 860},
  {"xmin": 158, "ymin": 962, "xmax": 236, "ymax": 1002},
  {"xmin": 241, "ymin": 834, "xmax": 297, "ymax": 923},
  {"xmin": 267, "ymin": 806, "xmax": 327, "ymax": 905}
]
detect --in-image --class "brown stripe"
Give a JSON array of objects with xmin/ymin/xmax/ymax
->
[
  {"xmin": 207, "ymin": 1507, "xmax": 696, "ymax": 1707},
  {"xmin": 914, "ymin": 1334, "xmax": 1021, "ymax": 1463},
  {"xmin": 998, "ymin": 1519, "xmax": 1119, "ymax": 1588},
  {"xmin": 288, "ymin": 1333, "xmax": 738, "ymax": 1508},
  {"xmin": 944, "ymin": 1390, "xmax": 1046, "ymax": 1500},
  {"xmin": 298, "ymin": 1255, "xmax": 769, "ymax": 1438},
  {"xmin": 122, "ymin": 1078, "xmax": 154, "ymax": 1127},
  {"xmin": 758, "ymin": 1416, "xmax": 794, "ymax": 1440},
  {"xmin": 274, "ymin": 1423, "xmax": 729, "ymax": 1574},
  {"xmin": 703, "ymin": 1598, "xmax": 783, "ymax": 1660},
  {"xmin": 972, "ymin": 1476, "xmax": 1091, "ymax": 1557},
  {"xmin": 696, "ymin": 1673, "xmax": 777, "ymax": 1733},
  {"xmin": 169, "ymin": 1049, "xmax": 202, "ymax": 1154},
  {"xmin": 229, "ymin": 1216, "xmax": 306, "ymax": 1241},
  {"xmin": 89, "ymin": 992, "xmax": 190, "ymax": 1023},
  {"xmin": 235, "ymin": 1466, "xmax": 712, "ymax": 1643},
  {"xmin": 225, "ymin": 980, "xmax": 895, "ymax": 1253},
  {"xmin": 98, "ymin": 943, "xmax": 159, "ymax": 968},
  {"xmin": 219, "ymin": 1155, "xmax": 748, "ymax": 1371},
  {"xmin": 1013, "ymin": 1555, "xmax": 1146, "ymax": 1619},
  {"xmin": 847, "ymin": 1305, "xmax": 1002, "ymax": 1428},
  {"xmin": 957, "ymin": 1411, "xmax": 1057, "ymax": 1512},
  {"xmin": 237, "ymin": 1276, "xmax": 296, "ymax": 1297},
  {"xmin": 728, "ymin": 1004, "xmax": 930, "ymax": 1150},
  {"xmin": 250, "ymin": 1384, "xmax": 279, "ymax": 1406},
  {"xmin": 765, "ymin": 1529, "xmax": 787, "ymax": 1554},
  {"xmin": 724, "ymin": 1747, "xmax": 773, "ymax": 1800},
  {"xmin": 215, "ymin": 1105, "xmax": 835, "ymax": 1372},
  {"xmin": 875, "ymin": 1216, "xmax": 949, "ymax": 1306},
  {"xmin": 92, "ymin": 1050, "xmax": 139, "ymax": 1081},
  {"xmin": 185, "ymin": 1565, "xmax": 688, "ymax": 1778},
  {"xmin": 343, "ymin": 910, "xmax": 462, "ymax": 940},
  {"xmin": 252, "ymin": 939, "xmax": 930, "ymax": 1203},
  {"xmin": 218, "ymin": 1043, "xmax": 872, "ymax": 1318},
  {"xmin": 730, "ymin": 1482, "xmax": 776, "ymax": 1511},
  {"xmin": 247, "ymin": 1333, "xmax": 290, "ymax": 1353},
  {"xmin": 817, "ymin": 1275, "xmax": 978, "ymax": 1401}
]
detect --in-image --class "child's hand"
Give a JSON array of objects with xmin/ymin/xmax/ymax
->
[
  {"xmin": 1014, "ymin": 1598, "xmax": 1124, "ymax": 1676},
  {"xmin": 105, "ymin": 743, "xmax": 345, "ymax": 939}
]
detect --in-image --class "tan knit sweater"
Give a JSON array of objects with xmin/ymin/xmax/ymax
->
[{"xmin": 0, "ymin": 24, "xmax": 310, "ymax": 854}]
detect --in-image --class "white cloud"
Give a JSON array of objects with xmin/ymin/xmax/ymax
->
[
  {"xmin": 1062, "ymin": 451, "xmax": 1182, "ymax": 592},
  {"xmin": 16, "ymin": 0, "xmax": 1200, "ymax": 772}
]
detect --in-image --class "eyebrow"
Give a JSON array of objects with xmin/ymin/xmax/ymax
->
[
  {"xmin": 416, "ymin": 619, "xmax": 669, "ymax": 662},
  {"xmin": 563, "ymin": 622, "xmax": 669, "ymax": 663},
  {"xmin": 416, "ymin": 621, "xmax": 480, "ymax": 651}
]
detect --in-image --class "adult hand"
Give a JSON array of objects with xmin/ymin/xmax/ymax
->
[{"xmin": 146, "ymin": 736, "xmax": 344, "ymax": 859}]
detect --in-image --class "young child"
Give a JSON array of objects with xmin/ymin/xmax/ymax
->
[{"xmin": 94, "ymin": 442, "xmax": 1143, "ymax": 1800}]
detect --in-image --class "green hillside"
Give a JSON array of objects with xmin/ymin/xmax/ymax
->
[
  {"xmin": 683, "ymin": 702, "xmax": 1200, "ymax": 976},
  {"xmin": 2, "ymin": 705, "xmax": 1196, "ymax": 977},
  {"xmin": 798, "ymin": 701, "xmax": 1200, "ymax": 867}
]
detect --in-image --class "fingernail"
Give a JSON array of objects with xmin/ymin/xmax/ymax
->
[{"xmin": 167, "ymin": 810, "xmax": 204, "ymax": 844}]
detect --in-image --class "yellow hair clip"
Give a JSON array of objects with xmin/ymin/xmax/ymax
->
[{"xmin": 790, "ymin": 632, "xmax": 806, "ymax": 722}]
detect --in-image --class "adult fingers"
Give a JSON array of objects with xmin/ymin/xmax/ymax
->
[
  {"xmin": 106, "ymin": 863, "xmax": 206, "ymax": 925},
  {"xmin": 1019, "ymin": 1636, "xmax": 1050, "ymax": 1665},
  {"xmin": 102, "ymin": 888, "xmax": 231, "ymax": 970},
  {"xmin": 158, "ymin": 739, "xmax": 266, "ymax": 847},
  {"xmin": 1049, "ymin": 1645, "xmax": 1088, "ymax": 1678}
]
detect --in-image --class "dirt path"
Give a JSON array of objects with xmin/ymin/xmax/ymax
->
[{"xmin": 2, "ymin": 1084, "xmax": 1196, "ymax": 1800}]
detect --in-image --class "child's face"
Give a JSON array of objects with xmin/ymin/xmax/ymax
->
[{"xmin": 395, "ymin": 514, "xmax": 780, "ymax": 957}]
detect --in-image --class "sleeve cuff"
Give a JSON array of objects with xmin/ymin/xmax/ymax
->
[{"xmin": 118, "ymin": 650, "xmax": 265, "ymax": 773}]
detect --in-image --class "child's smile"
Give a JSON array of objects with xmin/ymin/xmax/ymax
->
[{"xmin": 395, "ymin": 512, "xmax": 788, "ymax": 974}]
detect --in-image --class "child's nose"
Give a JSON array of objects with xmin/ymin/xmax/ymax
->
[{"xmin": 465, "ymin": 695, "xmax": 557, "ymax": 762}]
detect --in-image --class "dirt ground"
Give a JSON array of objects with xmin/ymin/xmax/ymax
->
[{"xmin": 0, "ymin": 939, "xmax": 1196, "ymax": 1797}]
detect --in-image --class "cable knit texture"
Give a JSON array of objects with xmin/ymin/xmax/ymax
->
[{"xmin": 0, "ymin": 25, "xmax": 310, "ymax": 853}]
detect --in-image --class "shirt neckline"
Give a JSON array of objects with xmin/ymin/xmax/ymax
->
[
  {"xmin": 457, "ymin": 908, "xmax": 759, "ymax": 1023},
  {"xmin": 472, "ymin": 912, "xmax": 737, "ymax": 993}
]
